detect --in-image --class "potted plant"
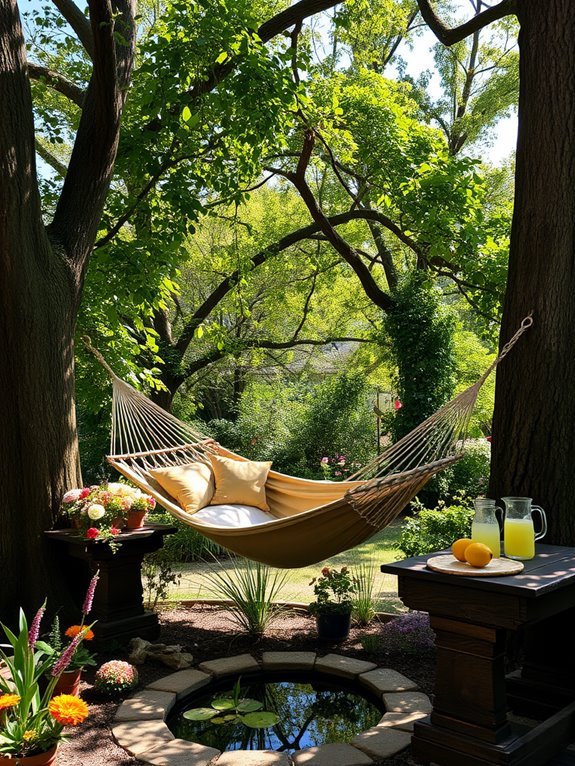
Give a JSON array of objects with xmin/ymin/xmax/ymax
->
[
  {"xmin": 308, "ymin": 566, "xmax": 357, "ymax": 642},
  {"xmin": 37, "ymin": 619, "xmax": 97, "ymax": 697},
  {"xmin": 60, "ymin": 482, "xmax": 156, "ymax": 544},
  {"xmin": 0, "ymin": 599, "xmax": 94, "ymax": 763}
]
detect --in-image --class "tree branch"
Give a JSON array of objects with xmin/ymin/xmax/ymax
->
[
  {"xmin": 35, "ymin": 137, "xmax": 67, "ymax": 177},
  {"xmin": 175, "ymin": 206, "xmax": 407, "ymax": 357},
  {"xmin": 416, "ymin": 0, "xmax": 517, "ymax": 46},
  {"xmin": 266, "ymin": 133, "xmax": 395, "ymax": 312},
  {"xmin": 27, "ymin": 62, "xmax": 85, "ymax": 107},
  {"xmin": 49, "ymin": 0, "xmax": 136, "ymax": 278},
  {"xmin": 51, "ymin": 0, "xmax": 94, "ymax": 59},
  {"xmin": 181, "ymin": 336, "xmax": 371, "ymax": 381}
]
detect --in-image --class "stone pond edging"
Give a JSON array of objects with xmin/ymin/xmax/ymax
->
[{"xmin": 112, "ymin": 652, "xmax": 431, "ymax": 766}]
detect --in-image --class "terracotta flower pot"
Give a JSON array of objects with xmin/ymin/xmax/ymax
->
[
  {"xmin": 52, "ymin": 668, "xmax": 82, "ymax": 697},
  {"xmin": 0, "ymin": 744, "xmax": 58, "ymax": 765},
  {"xmin": 126, "ymin": 510, "xmax": 147, "ymax": 529}
]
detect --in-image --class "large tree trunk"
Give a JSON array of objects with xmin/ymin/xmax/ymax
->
[
  {"xmin": 0, "ymin": 0, "xmax": 82, "ymax": 617},
  {"xmin": 490, "ymin": 1, "xmax": 575, "ymax": 545}
]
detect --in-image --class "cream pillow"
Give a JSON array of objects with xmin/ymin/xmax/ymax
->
[
  {"xmin": 149, "ymin": 461, "xmax": 214, "ymax": 513},
  {"xmin": 209, "ymin": 454, "xmax": 272, "ymax": 512}
]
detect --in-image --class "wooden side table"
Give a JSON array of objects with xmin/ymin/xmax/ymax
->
[
  {"xmin": 382, "ymin": 545, "xmax": 575, "ymax": 766},
  {"xmin": 45, "ymin": 524, "xmax": 177, "ymax": 648}
]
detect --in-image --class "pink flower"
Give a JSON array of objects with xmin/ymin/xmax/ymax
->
[
  {"xmin": 28, "ymin": 601, "xmax": 46, "ymax": 650},
  {"xmin": 86, "ymin": 528, "xmax": 100, "ymax": 539},
  {"xmin": 335, "ymin": 470, "xmax": 342, "ymax": 476},
  {"xmin": 110, "ymin": 527, "xmax": 121, "ymax": 536},
  {"xmin": 82, "ymin": 571, "xmax": 100, "ymax": 616},
  {"xmin": 62, "ymin": 489, "xmax": 82, "ymax": 503},
  {"xmin": 51, "ymin": 631, "xmax": 84, "ymax": 677},
  {"xmin": 147, "ymin": 497, "xmax": 156, "ymax": 508},
  {"xmin": 320, "ymin": 457, "xmax": 329, "ymax": 464},
  {"xmin": 80, "ymin": 488, "xmax": 91, "ymax": 499}
]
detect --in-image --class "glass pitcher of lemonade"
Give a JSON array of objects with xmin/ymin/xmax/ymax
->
[
  {"xmin": 471, "ymin": 497, "xmax": 502, "ymax": 557},
  {"xmin": 502, "ymin": 497, "xmax": 547, "ymax": 560}
]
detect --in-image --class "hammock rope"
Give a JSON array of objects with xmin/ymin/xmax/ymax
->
[{"xmin": 81, "ymin": 314, "xmax": 532, "ymax": 567}]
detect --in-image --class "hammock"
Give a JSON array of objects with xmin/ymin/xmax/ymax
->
[{"xmin": 84, "ymin": 316, "xmax": 532, "ymax": 568}]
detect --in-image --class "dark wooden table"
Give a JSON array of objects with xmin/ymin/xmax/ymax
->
[
  {"xmin": 45, "ymin": 524, "xmax": 177, "ymax": 648},
  {"xmin": 381, "ymin": 545, "xmax": 575, "ymax": 766}
]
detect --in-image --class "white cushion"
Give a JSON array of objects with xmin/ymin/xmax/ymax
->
[{"xmin": 193, "ymin": 503, "xmax": 275, "ymax": 528}]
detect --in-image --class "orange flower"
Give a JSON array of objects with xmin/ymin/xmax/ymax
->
[
  {"xmin": 0, "ymin": 693, "xmax": 20, "ymax": 711},
  {"xmin": 48, "ymin": 694, "xmax": 89, "ymax": 726},
  {"xmin": 65, "ymin": 625, "xmax": 94, "ymax": 640}
]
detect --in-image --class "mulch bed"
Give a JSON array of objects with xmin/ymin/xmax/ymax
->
[{"xmin": 58, "ymin": 604, "xmax": 434, "ymax": 766}]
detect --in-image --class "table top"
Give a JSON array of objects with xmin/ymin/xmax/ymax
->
[
  {"xmin": 44, "ymin": 523, "xmax": 178, "ymax": 544},
  {"xmin": 381, "ymin": 544, "xmax": 575, "ymax": 599}
]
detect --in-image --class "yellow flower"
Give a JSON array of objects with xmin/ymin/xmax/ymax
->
[
  {"xmin": 65, "ymin": 625, "xmax": 94, "ymax": 640},
  {"xmin": 0, "ymin": 693, "xmax": 20, "ymax": 711},
  {"xmin": 23, "ymin": 730, "xmax": 37, "ymax": 741},
  {"xmin": 48, "ymin": 694, "xmax": 89, "ymax": 726}
]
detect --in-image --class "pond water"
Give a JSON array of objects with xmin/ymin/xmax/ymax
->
[{"xmin": 169, "ymin": 672, "xmax": 383, "ymax": 753}]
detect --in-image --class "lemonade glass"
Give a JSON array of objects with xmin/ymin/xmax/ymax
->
[{"xmin": 471, "ymin": 497, "xmax": 502, "ymax": 557}]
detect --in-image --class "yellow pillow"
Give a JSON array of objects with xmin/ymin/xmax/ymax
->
[
  {"xmin": 149, "ymin": 462, "xmax": 214, "ymax": 513},
  {"xmin": 209, "ymin": 454, "xmax": 272, "ymax": 511}
]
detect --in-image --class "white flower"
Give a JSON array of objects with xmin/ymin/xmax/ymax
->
[
  {"xmin": 62, "ymin": 489, "xmax": 82, "ymax": 503},
  {"xmin": 87, "ymin": 503, "xmax": 106, "ymax": 520}
]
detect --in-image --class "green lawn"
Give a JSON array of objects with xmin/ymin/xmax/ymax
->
[{"xmin": 167, "ymin": 518, "xmax": 406, "ymax": 614}]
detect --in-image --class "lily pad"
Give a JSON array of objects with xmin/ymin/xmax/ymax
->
[
  {"xmin": 236, "ymin": 699, "xmax": 263, "ymax": 713},
  {"xmin": 241, "ymin": 711, "xmax": 280, "ymax": 729},
  {"xmin": 183, "ymin": 707, "xmax": 218, "ymax": 721},
  {"xmin": 223, "ymin": 714, "xmax": 238, "ymax": 722},
  {"xmin": 211, "ymin": 698, "xmax": 236, "ymax": 711}
]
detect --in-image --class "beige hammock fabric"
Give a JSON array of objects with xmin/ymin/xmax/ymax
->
[{"xmin": 85, "ymin": 316, "xmax": 532, "ymax": 568}]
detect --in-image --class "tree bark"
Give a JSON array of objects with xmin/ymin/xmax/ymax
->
[
  {"xmin": 489, "ymin": 1, "xmax": 575, "ymax": 545},
  {"xmin": 0, "ymin": 0, "xmax": 82, "ymax": 616}
]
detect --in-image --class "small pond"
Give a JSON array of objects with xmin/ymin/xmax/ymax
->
[{"xmin": 169, "ymin": 671, "xmax": 384, "ymax": 754}]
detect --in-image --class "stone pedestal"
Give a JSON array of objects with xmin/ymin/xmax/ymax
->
[{"xmin": 45, "ymin": 525, "xmax": 177, "ymax": 648}]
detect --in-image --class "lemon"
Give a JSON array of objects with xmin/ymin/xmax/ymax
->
[
  {"xmin": 464, "ymin": 542, "xmax": 493, "ymax": 568},
  {"xmin": 451, "ymin": 538, "xmax": 473, "ymax": 562}
]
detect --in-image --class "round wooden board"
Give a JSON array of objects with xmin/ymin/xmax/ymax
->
[{"xmin": 426, "ymin": 554, "xmax": 524, "ymax": 577}]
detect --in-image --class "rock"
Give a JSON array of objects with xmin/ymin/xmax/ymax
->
[{"xmin": 129, "ymin": 637, "xmax": 194, "ymax": 669}]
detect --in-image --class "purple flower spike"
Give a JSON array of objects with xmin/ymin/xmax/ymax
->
[
  {"xmin": 51, "ymin": 631, "xmax": 84, "ymax": 677},
  {"xmin": 28, "ymin": 600, "xmax": 46, "ymax": 650},
  {"xmin": 82, "ymin": 570, "xmax": 100, "ymax": 616}
]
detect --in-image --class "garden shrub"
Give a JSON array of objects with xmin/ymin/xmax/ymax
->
[
  {"xmin": 378, "ymin": 611, "xmax": 435, "ymax": 655},
  {"xmin": 385, "ymin": 272, "xmax": 457, "ymax": 442},
  {"xmin": 398, "ymin": 495, "xmax": 474, "ymax": 557},
  {"xmin": 271, "ymin": 371, "xmax": 376, "ymax": 478},
  {"xmin": 441, "ymin": 439, "xmax": 491, "ymax": 499}
]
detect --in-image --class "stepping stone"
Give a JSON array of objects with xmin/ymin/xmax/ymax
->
[
  {"xmin": 359, "ymin": 668, "xmax": 418, "ymax": 695},
  {"xmin": 148, "ymin": 669, "xmax": 212, "ymax": 699},
  {"xmin": 315, "ymin": 654, "xmax": 377, "ymax": 679},
  {"xmin": 115, "ymin": 690, "xmax": 176, "ymax": 721},
  {"xmin": 112, "ymin": 720, "xmax": 174, "ymax": 756},
  {"xmin": 383, "ymin": 691, "xmax": 432, "ymax": 715},
  {"xmin": 352, "ymin": 726, "xmax": 412, "ymax": 759},
  {"xmin": 138, "ymin": 740, "xmax": 221, "ymax": 766},
  {"xmin": 292, "ymin": 743, "xmax": 373, "ymax": 765},
  {"xmin": 215, "ymin": 751, "xmax": 291, "ymax": 765},
  {"xmin": 377, "ymin": 710, "xmax": 428, "ymax": 732},
  {"xmin": 198, "ymin": 654, "xmax": 260, "ymax": 677},
  {"xmin": 261, "ymin": 651, "xmax": 316, "ymax": 671}
]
